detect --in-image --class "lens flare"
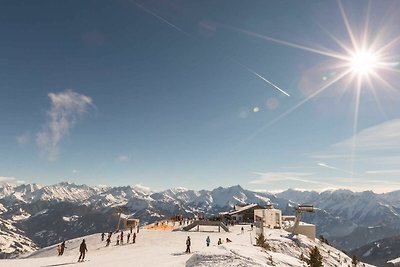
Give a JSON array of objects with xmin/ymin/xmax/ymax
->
[{"xmin": 348, "ymin": 50, "xmax": 380, "ymax": 76}]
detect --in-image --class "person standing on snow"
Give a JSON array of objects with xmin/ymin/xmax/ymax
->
[
  {"xmin": 60, "ymin": 241, "xmax": 66, "ymax": 255},
  {"xmin": 120, "ymin": 231, "xmax": 124, "ymax": 245},
  {"xmin": 57, "ymin": 245, "xmax": 61, "ymax": 256},
  {"xmin": 206, "ymin": 236, "xmax": 210, "ymax": 247},
  {"xmin": 132, "ymin": 232, "xmax": 136, "ymax": 243},
  {"xmin": 78, "ymin": 239, "xmax": 88, "ymax": 262},
  {"xmin": 101, "ymin": 233, "xmax": 105, "ymax": 241},
  {"xmin": 127, "ymin": 232, "xmax": 131, "ymax": 243},
  {"xmin": 185, "ymin": 236, "xmax": 191, "ymax": 253}
]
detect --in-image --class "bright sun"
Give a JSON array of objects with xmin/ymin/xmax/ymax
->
[{"xmin": 349, "ymin": 50, "xmax": 379, "ymax": 76}]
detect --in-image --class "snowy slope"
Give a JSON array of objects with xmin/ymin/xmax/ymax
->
[
  {"xmin": 0, "ymin": 218, "xmax": 38, "ymax": 258},
  {"xmin": 0, "ymin": 226, "xmax": 375, "ymax": 267}
]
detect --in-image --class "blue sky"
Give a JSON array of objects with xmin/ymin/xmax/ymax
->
[{"xmin": 1, "ymin": 0, "xmax": 400, "ymax": 192}]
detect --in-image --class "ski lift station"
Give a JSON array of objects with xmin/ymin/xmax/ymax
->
[{"xmin": 254, "ymin": 205, "xmax": 316, "ymax": 240}]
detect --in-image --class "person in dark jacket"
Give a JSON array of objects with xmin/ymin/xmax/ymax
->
[
  {"xmin": 78, "ymin": 239, "xmax": 88, "ymax": 262},
  {"xmin": 185, "ymin": 236, "xmax": 191, "ymax": 253},
  {"xmin": 101, "ymin": 233, "xmax": 105, "ymax": 241},
  {"xmin": 60, "ymin": 241, "xmax": 66, "ymax": 255},
  {"xmin": 132, "ymin": 232, "xmax": 136, "ymax": 243}
]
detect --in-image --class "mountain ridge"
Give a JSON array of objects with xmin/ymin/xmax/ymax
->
[{"xmin": 1, "ymin": 182, "xmax": 400, "ymax": 264}]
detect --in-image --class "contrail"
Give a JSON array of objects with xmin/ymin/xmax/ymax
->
[
  {"xmin": 134, "ymin": 2, "xmax": 191, "ymax": 38},
  {"xmin": 234, "ymin": 60, "xmax": 290, "ymax": 97},
  {"xmin": 317, "ymin": 162, "xmax": 357, "ymax": 176}
]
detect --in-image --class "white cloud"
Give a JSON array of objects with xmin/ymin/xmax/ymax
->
[
  {"xmin": 36, "ymin": 90, "xmax": 93, "ymax": 161},
  {"xmin": 249, "ymin": 171, "xmax": 337, "ymax": 187},
  {"xmin": 72, "ymin": 169, "xmax": 79, "ymax": 174},
  {"xmin": 333, "ymin": 119, "xmax": 400, "ymax": 152},
  {"xmin": 366, "ymin": 170, "xmax": 400, "ymax": 174},
  {"xmin": 0, "ymin": 176, "xmax": 25, "ymax": 185},
  {"xmin": 16, "ymin": 132, "xmax": 31, "ymax": 146},
  {"xmin": 134, "ymin": 183, "xmax": 152, "ymax": 193},
  {"xmin": 116, "ymin": 155, "xmax": 130, "ymax": 162},
  {"xmin": 308, "ymin": 119, "xmax": 400, "ymax": 183}
]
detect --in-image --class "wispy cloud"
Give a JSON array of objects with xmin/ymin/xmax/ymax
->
[
  {"xmin": 302, "ymin": 119, "xmax": 400, "ymax": 192},
  {"xmin": 0, "ymin": 176, "xmax": 25, "ymax": 185},
  {"xmin": 250, "ymin": 171, "xmax": 337, "ymax": 188},
  {"xmin": 116, "ymin": 155, "xmax": 130, "ymax": 162},
  {"xmin": 36, "ymin": 90, "xmax": 94, "ymax": 161},
  {"xmin": 16, "ymin": 132, "xmax": 31, "ymax": 146},
  {"xmin": 72, "ymin": 169, "xmax": 79, "ymax": 174},
  {"xmin": 366, "ymin": 170, "xmax": 400, "ymax": 174},
  {"xmin": 333, "ymin": 119, "xmax": 400, "ymax": 152}
]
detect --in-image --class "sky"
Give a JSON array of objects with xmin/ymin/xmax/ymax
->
[{"xmin": 1, "ymin": 0, "xmax": 400, "ymax": 193}]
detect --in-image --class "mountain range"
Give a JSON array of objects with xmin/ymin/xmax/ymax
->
[{"xmin": 1, "ymin": 182, "xmax": 400, "ymax": 265}]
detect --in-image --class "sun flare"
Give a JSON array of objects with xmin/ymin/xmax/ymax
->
[{"xmin": 348, "ymin": 50, "xmax": 380, "ymax": 76}]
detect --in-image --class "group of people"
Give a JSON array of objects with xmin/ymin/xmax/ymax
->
[
  {"xmin": 101, "ymin": 230, "xmax": 136, "ymax": 247},
  {"xmin": 54, "ymin": 228, "xmax": 140, "ymax": 262},
  {"xmin": 102, "ymin": 229, "xmax": 137, "ymax": 247},
  {"xmin": 56, "ymin": 241, "xmax": 66, "ymax": 256},
  {"xmin": 56, "ymin": 239, "xmax": 87, "ymax": 262},
  {"xmin": 185, "ymin": 235, "xmax": 233, "ymax": 253}
]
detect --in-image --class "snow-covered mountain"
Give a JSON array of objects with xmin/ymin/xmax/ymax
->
[
  {"xmin": 352, "ymin": 235, "xmax": 400, "ymax": 266},
  {"xmin": 0, "ymin": 217, "xmax": 37, "ymax": 258},
  {"xmin": 277, "ymin": 189, "xmax": 400, "ymax": 252},
  {"xmin": 1, "ymin": 182, "xmax": 400, "ymax": 261}
]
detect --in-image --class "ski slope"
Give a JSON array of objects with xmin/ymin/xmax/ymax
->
[{"xmin": 0, "ymin": 225, "xmax": 375, "ymax": 266}]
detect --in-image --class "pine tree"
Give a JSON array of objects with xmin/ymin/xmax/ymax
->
[
  {"xmin": 306, "ymin": 246, "xmax": 323, "ymax": 267},
  {"xmin": 300, "ymin": 252, "xmax": 305, "ymax": 261},
  {"xmin": 352, "ymin": 255, "xmax": 358, "ymax": 266},
  {"xmin": 255, "ymin": 233, "xmax": 270, "ymax": 250}
]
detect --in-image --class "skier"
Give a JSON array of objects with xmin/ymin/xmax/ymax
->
[
  {"xmin": 120, "ymin": 231, "xmax": 124, "ymax": 245},
  {"xmin": 60, "ymin": 241, "xmax": 66, "ymax": 255},
  {"xmin": 226, "ymin": 238, "xmax": 232, "ymax": 243},
  {"xmin": 127, "ymin": 233, "xmax": 131, "ymax": 243},
  {"xmin": 57, "ymin": 245, "xmax": 61, "ymax": 256},
  {"xmin": 116, "ymin": 234, "xmax": 120, "ymax": 245},
  {"xmin": 185, "ymin": 236, "xmax": 191, "ymax": 253},
  {"xmin": 217, "ymin": 238, "xmax": 222, "ymax": 245},
  {"xmin": 106, "ymin": 236, "xmax": 111, "ymax": 247},
  {"xmin": 78, "ymin": 239, "xmax": 88, "ymax": 262},
  {"xmin": 101, "ymin": 233, "xmax": 105, "ymax": 241},
  {"xmin": 206, "ymin": 236, "xmax": 210, "ymax": 247},
  {"xmin": 251, "ymin": 224, "xmax": 254, "ymax": 231},
  {"xmin": 132, "ymin": 232, "xmax": 136, "ymax": 243},
  {"xmin": 241, "ymin": 227, "xmax": 244, "ymax": 234}
]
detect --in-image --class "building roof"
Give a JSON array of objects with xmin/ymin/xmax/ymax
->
[{"xmin": 227, "ymin": 203, "xmax": 260, "ymax": 215}]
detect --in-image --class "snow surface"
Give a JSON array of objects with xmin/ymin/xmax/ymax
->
[
  {"xmin": 389, "ymin": 257, "xmax": 400, "ymax": 265},
  {"xmin": 0, "ymin": 225, "xmax": 375, "ymax": 266}
]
